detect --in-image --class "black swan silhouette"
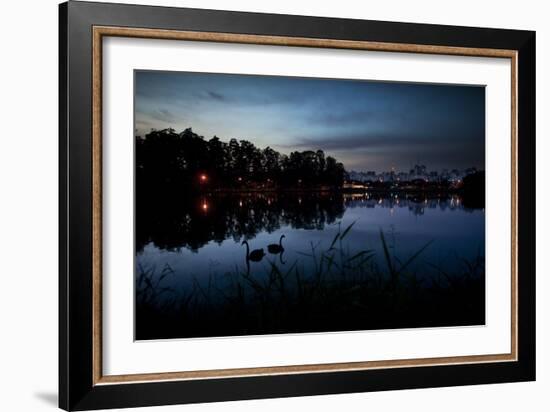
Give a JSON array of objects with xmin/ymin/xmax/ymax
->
[
  {"xmin": 267, "ymin": 235, "xmax": 285, "ymax": 254},
  {"xmin": 242, "ymin": 240, "xmax": 265, "ymax": 262}
]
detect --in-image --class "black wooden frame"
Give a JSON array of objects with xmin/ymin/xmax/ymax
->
[{"xmin": 59, "ymin": 1, "xmax": 536, "ymax": 410}]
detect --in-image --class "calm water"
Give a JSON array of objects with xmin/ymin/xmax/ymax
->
[{"xmin": 136, "ymin": 192, "xmax": 485, "ymax": 299}]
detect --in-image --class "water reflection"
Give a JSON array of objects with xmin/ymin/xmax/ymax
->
[
  {"xmin": 136, "ymin": 191, "xmax": 346, "ymax": 252},
  {"xmin": 136, "ymin": 191, "xmax": 477, "ymax": 253},
  {"xmin": 136, "ymin": 191, "xmax": 485, "ymax": 340}
]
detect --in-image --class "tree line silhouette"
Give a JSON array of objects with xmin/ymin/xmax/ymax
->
[{"xmin": 136, "ymin": 127, "xmax": 346, "ymax": 191}]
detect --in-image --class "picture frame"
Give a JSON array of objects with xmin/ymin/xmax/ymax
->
[{"xmin": 59, "ymin": 1, "xmax": 536, "ymax": 410}]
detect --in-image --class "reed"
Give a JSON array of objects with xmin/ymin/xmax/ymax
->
[{"xmin": 136, "ymin": 223, "xmax": 485, "ymax": 340}]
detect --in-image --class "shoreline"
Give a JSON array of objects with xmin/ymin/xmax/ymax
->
[{"xmin": 202, "ymin": 187, "xmax": 464, "ymax": 195}]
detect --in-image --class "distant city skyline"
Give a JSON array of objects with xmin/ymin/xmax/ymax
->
[
  {"xmin": 347, "ymin": 165, "xmax": 480, "ymax": 185},
  {"xmin": 347, "ymin": 164, "xmax": 483, "ymax": 174},
  {"xmin": 135, "ymin": 70, "xmax": 485, "ymax": 172}
]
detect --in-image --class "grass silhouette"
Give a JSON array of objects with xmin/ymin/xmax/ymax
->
[{"xmin": 136, "ymin": 222, "xmax": 485, "ymax": 340}]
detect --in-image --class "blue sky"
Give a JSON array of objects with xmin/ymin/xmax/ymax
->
[{"xmin": 135, "ymin": 70, "xmax": 485, "ymax": 172}]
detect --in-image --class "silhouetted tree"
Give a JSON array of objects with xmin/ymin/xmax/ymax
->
[{"xmin": 136, "ymin": 127, "xmax": 347, "ymax": 192}]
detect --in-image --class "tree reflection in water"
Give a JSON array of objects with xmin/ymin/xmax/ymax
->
[
  {"xmin": 136, "ymin": 191, "xmax": 476, "ymax": 253},
  {"xmin": 135, "ymin": 190, "xmax": 485, "ymax": 340}
]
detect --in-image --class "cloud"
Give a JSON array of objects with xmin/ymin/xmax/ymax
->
[
  {"xmin": 206, "ymin": 91, "xmax": 227, "ymax": 101},
  {"xmin": 308, "ymin": 110, "xmax": 376, "ymax": 126},
  {"xmin": 197, "ymin": 88, "xmax": 309, "ymax": 107},
  {"xmin": 149, "ymin": 109, "xmax": 177, "ymax": 123},
  {"xmin": 286, "ymin": 133, "xmax": 435, "ymax": 152},
  {"xmin": 279, "ymin": 132, "xmax": 484, "ymax": 171}
]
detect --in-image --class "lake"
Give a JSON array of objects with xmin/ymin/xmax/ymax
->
[{"xmin": 135, "ymin": 191, "xmax": 485, "ymax": 339}]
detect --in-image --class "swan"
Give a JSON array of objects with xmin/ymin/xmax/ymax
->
[
  {"xmin": 242, "ymin": 240, "xmax": 265, "ymax": 262},
  {"xmin": 267, "ymin": 235, "xmax": 285, "ymax": 254}
]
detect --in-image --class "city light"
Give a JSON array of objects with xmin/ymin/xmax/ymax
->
[{"xmin": 346, "ymin": 165, "xmax": 480, "ymax": 187}]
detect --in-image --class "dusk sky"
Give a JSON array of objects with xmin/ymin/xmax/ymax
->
[{"xmin": 135, "ymin": 70, "xmax": 485, "ymax": 172}]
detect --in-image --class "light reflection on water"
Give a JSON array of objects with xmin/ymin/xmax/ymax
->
[{"xmin": 136, "ymin": 192, "xmax": 484, "ymax": 298}]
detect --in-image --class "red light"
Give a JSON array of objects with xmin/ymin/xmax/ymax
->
[{"xmin": 200, "ymin": 174, "xmax": 207, "ymax": 182}]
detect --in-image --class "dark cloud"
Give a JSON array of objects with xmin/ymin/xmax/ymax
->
[
  {"xmin": 284, "ymin": 132, "xmax": 484, "ymax": 170},
  {"xmin": 206, "ymin": 91, "xmax": 227, "ymax": 101},
  {"xmin": 308, "ymin": 110, "xmax": 376, "ymax": 126},
  {"xmin": 287, "ymin": 133, "xmax": 462, "ymax": 151},
  {"xmin": 149, "ymin": 109, "xmax": 177, "ymax": 123},
  {"xmin": 200, "ymin": 89, "xmax": 306, "ymax": 107}
]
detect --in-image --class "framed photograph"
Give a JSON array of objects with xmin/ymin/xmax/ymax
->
[{"xmin": 59, "ymin": 1, "xmax": 536, "ymax": 410}]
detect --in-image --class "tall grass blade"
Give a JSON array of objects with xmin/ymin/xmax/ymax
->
[
  {"xmin": 328, "ymin": 232, "xmax": 340, "ymax": 250},
  {"xmin": 399, "ymin": 240, "xmax": 433, "ymax": 274},
  {"xmin": 340, "ymin": 221, "xmax": 356, "ymax": 240},
  {"xmin": 379, "ymin": 229, "xmax": 395, "ymax": 276},
  {"xmin": 348, "ymin": 250, "xmax": 374, "ymax": 262}
]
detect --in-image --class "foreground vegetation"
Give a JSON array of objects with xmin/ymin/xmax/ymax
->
[{"xmin": 136, "ymin": 223, "xmax": 485, "ymax": 340}]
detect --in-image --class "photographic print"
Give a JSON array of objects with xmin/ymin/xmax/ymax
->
[
  {"xmin": 60, "ymin": 5, "xmax": 534, "ymax": 408},
  {"xmin": 134, "ymin": 71, "xmax": 486, "ymax": 341}
]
